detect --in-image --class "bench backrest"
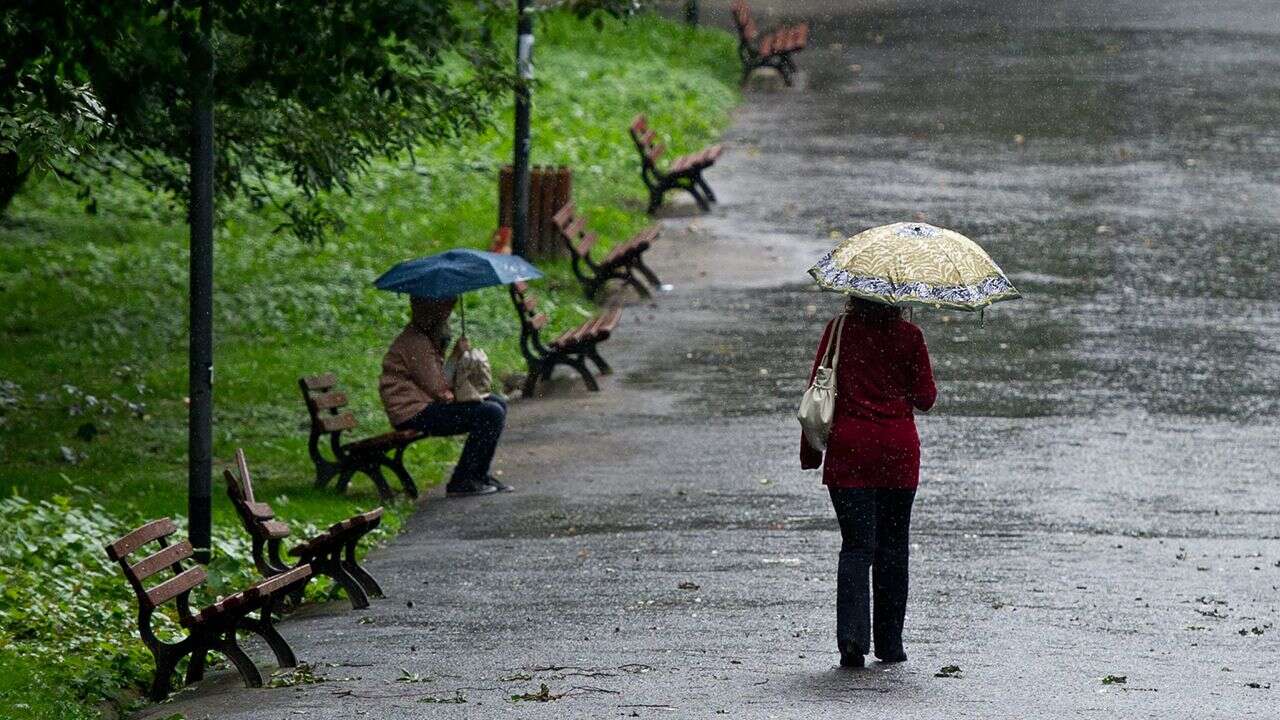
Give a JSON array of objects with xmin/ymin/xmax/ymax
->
[
  {"xmin": 730, "ymin": 0, "xmax": 758, "ymax": 42},
  {"xmin": 224, "ymin": 448, "xmax": 290, "ymax": 540},
  {"xmin": 551, "ymin": 202, "xmax": 599, "ymax": 259},
  {"xmin": 106, "ymin": 517, "xmax": 205, "ymax": 613},
  {"xmin": 509, "ymin": 281, "xmax": 549, "ymax": 334},
  {"xmin": 299, "ymin": 374, "xmax": 358, "ymax": 437},
  {"xmin": 629, "ymin": 115, "xmax": 665, "ymax": 167}
]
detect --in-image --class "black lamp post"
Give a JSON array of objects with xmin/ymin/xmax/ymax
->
[
  {"xmin": 187, "ymin": 0, "xmax": 215, "ymax": 564},
  {"xmin": 511, "ymin": 0, "xmax": 534, "ymax": 258}
]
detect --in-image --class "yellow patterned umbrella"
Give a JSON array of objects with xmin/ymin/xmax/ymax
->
[{"xmin": 809, "ymin": 222, "xmax": 1021, "ymax": 311}]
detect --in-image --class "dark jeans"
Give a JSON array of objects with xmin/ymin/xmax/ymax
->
[
  {"xmin": 397, "ymin": 396, "xmax": 506, "ymax": 484},
  {"xmin": 828, "ymin": 487, "xmax": 916, "ymax": 657}
]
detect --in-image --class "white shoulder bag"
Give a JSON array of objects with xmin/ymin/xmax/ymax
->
[
  {"xmin": 449, "ymin": 345, "xmax": 493, "ymax": 403},
  {"xmin": 797, "ymin": 315, "xmax": 845, "ymax": 452}
]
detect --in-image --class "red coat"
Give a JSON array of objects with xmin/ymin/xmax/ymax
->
[{"xmin": 800, "ymin": 312, "xmax": 936, "ymax": 489}]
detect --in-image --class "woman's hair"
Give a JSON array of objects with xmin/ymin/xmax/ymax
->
[{"xmin": 845, "ymin": 295, "xmax": 902, "ymax": 323}]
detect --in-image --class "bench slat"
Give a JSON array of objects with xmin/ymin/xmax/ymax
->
[
  {"xmin": 261, "ymin": 519, "xmax": 291, "ymax": 540},
  {"xmin": 302, "ymin": 373, "xmax": 337, "ymax": 391},
  {"xmin": 576, "ymin": 231, "xmax": 599, "ymax": 257},
  {"xmin": 318, "ymin": 412, "xmax": 357, "ymax": 433},
  {"xmin": 107, "ymin": 518, "xmax": 178, "ymax": 561},
  {"xmin": 244, "ymin": 501, "xmax": 275, "ymax": 520},
  {"xmin": 563, "ymin": 216, "xmax": 587, "ymax": 240},
  {"xmin": 309, "ymin": 391, "xmax": 348, "ymax": 411},
  {"xmin": 530, "ymin": 313, "xmax": 549, "ymax": 331},
  {"xmin": 254, "ymin": 565, "xmax": 312, "ymax": 596},
  {"xmin": 233, "ymin": 448, "xmax": 255, "ymax": 502},
  {"xmin": 145, "ymin": 566, "xmax": 208, "ymax": 608},
  {"xmin": 129, "ymin": 540, "xmax": 194, "ymax": 583},
  {"xmin": 552, "ymin": 202, "xmax": 576, "ymax": 226}
]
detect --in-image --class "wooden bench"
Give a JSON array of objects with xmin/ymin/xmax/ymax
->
[
  {"xmin": 509, "ymin": 281, "xmax": 621, "ymax": 396},
  {"xmin": 106, "ymin": 518, "xmax": 312, "ymax": 699},
  {"xmin": 299, "ymin": 373, "xmax": 426, "ymax": 501},
  {"xmin": 225, "ymin": 448, "xmax": 386, "ymax": 610},
  {"xmin": 731, "ymin": 0, "xmax": 809, "ymax": 86},
  {"xmin": 629, "ymin": 115, "xmax": 721, "ymax": 213},
  {"xmin": 551, "ymin": 202, "xmax": 662, "ymax": 298}
]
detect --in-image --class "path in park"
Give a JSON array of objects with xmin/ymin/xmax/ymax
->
[{"xmin": 145, "ymin": 1, "xmax": 1280, "ymax": 717}]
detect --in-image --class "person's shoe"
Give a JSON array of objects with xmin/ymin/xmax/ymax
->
[
  {"xmin": 484, "ymin": 475, "xmax": 515, "ymax": 492},
  {"xmin": 839, "ymin": 643, "xmax": 865, "ymax": 668},
  {"xmin": 875, "ymin": 648, "xmax": 908, "ymax": 663},
  {"xmin": 446, "ymin": 478, "xmax": 499, "ymax": 497}
]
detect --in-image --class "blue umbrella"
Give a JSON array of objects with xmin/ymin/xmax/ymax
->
[{"xmin": 374, "ymin": 249, "xmax": 543, "ymax": 335}]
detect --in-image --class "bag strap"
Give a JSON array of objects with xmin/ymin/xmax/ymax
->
[{"xmin": 822, "ymin": 314, "xmax": 846, "ymax": 371}]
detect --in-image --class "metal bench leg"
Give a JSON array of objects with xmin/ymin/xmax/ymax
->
[
  {"xmin": 216, "ymin": 629, "xmax": 264, "ymax": 689},
  {"xmin": 385, "ymin": 448, "xmax": 418, "ymax": 498},
  {"xmin": 634, "ymin": 257, "xmax": 662, "ymax": 287},
  {"xmin": 647, "ymin": 186, "xmax": 663, "ymax": 214},
  {"xmin": 568, "ymin": 357, "xmax": 600, "ymax": 391},
  {"xmin": 686, "ymin": 183, "xmax": 711, "ymax": 211},
  {"xmin": 240, "ymin": 597, "xmax": 298, "ymax": 669},
  {"xmin": 185, "ymin": 647, "xmax": 209, "ymax": 683},
  {"xmin": 776, "ymin": 57, "xmax": 794, "ymax": 86},
  {"xmin": 345, "ymin": 459, "xmax": 394, "ymax": 501},
  {"xmin": 622, "ymin": 271, "xmax": 652, "ymax": 298},
  {"xmin": 150, "ymin": 651, "xmax": 180, "ymax": 700},
  {"xmin": 695, "ymin": 173, "xmax": 717, "ymax": 203},
  {"xmin": 522, "ymin": 366, "xmax": 541, "ymax": 397},
  {"xmin": 344, "ymin": 539, "xmax": 385, "ymax": 598},
  {"xmin": 334, "ymin": 553, "xmax": 372, "ymax": 609},
  {"xmin": 586, "ymin": 347, "xmax": 612, "ymax": 375},
  {"xmin": 335, "ymin": 467, "xmax": 356, "ymax": 495},
  {"xmin": 368, "ymin": 463, "xmax": 396, "ymax": 502}
]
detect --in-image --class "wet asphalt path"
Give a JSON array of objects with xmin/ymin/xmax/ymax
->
[{"xmin": 144, "ymin": 2, "xmax": 1280, "ymax": 718}]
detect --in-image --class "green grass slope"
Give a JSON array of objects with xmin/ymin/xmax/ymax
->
[{"xmin": 0, "ymin": 11, "xmax": 738, "ymax": 718}]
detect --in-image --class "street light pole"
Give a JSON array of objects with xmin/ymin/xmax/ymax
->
[
  {"xmin": 187, "ymin": 0, "xmax": 215, "ymax": 564},
  {"xmin": 685, "ymin": 1, "xmax": 699, "ymax": 26},
  {"xmin": 512, "ymin": 0, "xmax": 533, "ymax": 258}
]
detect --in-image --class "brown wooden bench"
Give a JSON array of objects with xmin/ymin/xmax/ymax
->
[
  {"xmin": 225, "ymin": 448, "xmax": 386, "ymax": 610},
  {"xmin": 551, "ymin": 202, "xmax": 662, "ymax": 298},
  {"xmin": 731, "ymin": 0, "xmax": 808, "ymax": 86},
  {"xmin": 509, "ymin": 281, "xmax": 621, "ymax": 396},
  {"xmin": 299, "ymin": 373, "xmax": 426, "ymax": 501},
  {"xmin": 629, "ymin": 115, "xmax": 721, "ymax": 213},
  {"xmin": 106, "ymin": 518, "xmax": 312, "ymax": 699}
]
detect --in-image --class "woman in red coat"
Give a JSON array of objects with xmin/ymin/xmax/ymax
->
[{"xmin": 801, "ymin": 297, "xmax": 936, "ymax": 668}]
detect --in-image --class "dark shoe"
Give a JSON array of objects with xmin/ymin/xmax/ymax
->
[
  {"xmin": 839, "ymin": 642, "xmax": 865, "ymax": 668},
  {"xmin": 876, "ymin": 648, "xmax": 907, "ymax": 663},
  {"xmin": 484, "ymin": 475, "xmax": 514, "ymax": 493},
  {"xmin": 839, "ymin": 650, "xmax": 865, "ymax": 668},
  {"xmin": 446, "ymin": 478, "xmax": 499, "ymax": 497}
]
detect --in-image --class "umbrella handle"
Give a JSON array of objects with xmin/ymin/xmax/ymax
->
[{"xmin": 459, "ymin": 299, "xmax": 467, "ymax": 338}]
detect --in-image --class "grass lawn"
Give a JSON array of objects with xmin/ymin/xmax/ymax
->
[{"xmin": 0, "ymin": 10, "xmax": 739, "ymax": 718}]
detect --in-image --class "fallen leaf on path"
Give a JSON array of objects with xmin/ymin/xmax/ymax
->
[
  {"xmin": 935, "ymin": 665, "xmax": 962, "ymax": 678},
  {"xmin": 511, "ymin": 683, "xmax": 563, "ymax": 702},
  {"xmin": 1101, "ymin": 675, "xmax": 1127, "ymax": 685}
]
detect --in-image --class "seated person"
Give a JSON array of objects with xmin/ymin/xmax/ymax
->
[{"xmin": 379, "ymin": 296, "xmax": 512, "ymax": 497}]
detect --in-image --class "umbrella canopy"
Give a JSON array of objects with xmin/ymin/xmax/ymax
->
[
  {"xmin": 809, "ymin": 222, "xmax": 1021, "ymax": 311},
  {"xmin": 375, "ymin": 248, "xmax": 542, "ymax": 299}
]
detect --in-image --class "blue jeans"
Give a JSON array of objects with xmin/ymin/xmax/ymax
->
[
  {"xmin": 828, "ymin": 487, "xmax": 915, "ymax": 657},
  {"xmin": 396, "ymin": 396, "xmax": 506, "ymax": 483}
]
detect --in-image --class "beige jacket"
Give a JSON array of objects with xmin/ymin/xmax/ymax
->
[{"xmin": 379, "ymin": 297, "xmax": 455, "ymax": 427}]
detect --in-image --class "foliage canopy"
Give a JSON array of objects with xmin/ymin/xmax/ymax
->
[{"xmin": 0, "ymin": 0, "xmax": 513, "ymax": 239}]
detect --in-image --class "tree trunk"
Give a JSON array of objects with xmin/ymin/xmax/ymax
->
[{"xmin": 0, "ymin": 153, "xmax": 31, "ymax": 216}]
